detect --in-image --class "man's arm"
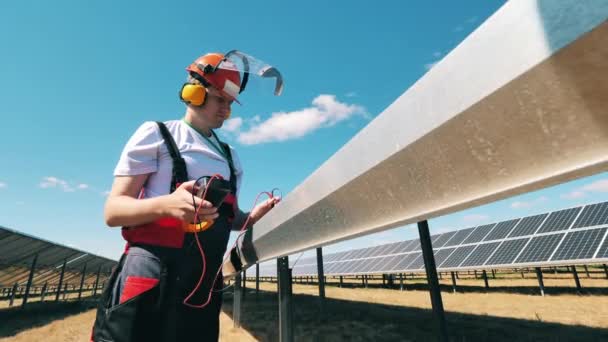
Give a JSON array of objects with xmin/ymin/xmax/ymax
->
[{"xmin": 104, "ymin": 175, "xmax": 218, "ymax": 228}]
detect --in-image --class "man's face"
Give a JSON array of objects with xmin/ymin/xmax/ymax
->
[{"xmin": 194, "ymin": 86, "xmax": 234, "ymax": 128}]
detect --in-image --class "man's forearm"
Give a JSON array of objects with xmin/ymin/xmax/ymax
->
[{"xmin": 232, "ymin": 209, "xmax": 252, "ymax": 231}]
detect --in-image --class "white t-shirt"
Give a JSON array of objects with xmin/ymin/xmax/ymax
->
[{"xmin": 114, "ymin": 120, "xmax": 243, "ymax": 199}]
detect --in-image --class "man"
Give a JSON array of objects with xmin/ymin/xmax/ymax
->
[{"xmin": 91, "ymin": 52, "xmax": 281, "ymax": 342}]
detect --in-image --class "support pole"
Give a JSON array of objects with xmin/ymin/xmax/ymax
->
[
  {"xmin": 233, "ymin": 272, "xmax": 242, "ymax": 328},
  {"xmin": 41, "ymin": 282, "xmax": 48, "ymax": 302},
  {"xmin": 482, "ymin": 270, "xmax": 489, "ymax": 290},
  {"xmin": 418, "ymin": 220, "xmax": 449, "ymax": 342},
  {"xmin": 93, "ymin": 266, "xmax": 102, "ymax": 296},
  {"xmin": 604, "ymin": 264, "xmax": 608, "ymax": 279},
  {"xmin": 278, "ymin": 256, "xmax": 294, "ymax": 342},
  {"xmin": 399, "ymin": 273, "xmax": 404, "ymax": 291},
  {"xmin": 22, "ymin": 254, "xmax": 39, "ymax": 308},
  {"xmin": 571, "ymin": 266, "xmax": 582, "ymax": 292},
  {"xmin": 316, "ymin": 247, "xmax": 326, "ymax": 322},
  {"xmin": 243, "ymin": 268, "xmax": 247, "ymax": 298},
  {"xmin": 492, "ymin": 269, "xmax": 496, "ymax": 279},
  {"xmin": 56, "ymin": 259, "xmax": 67, "ymax": 302},
  {"xmin": 78, "ymin": 263, "xmax": 87, "ymax": 300},
  {"xmin": 535, "ymin": 267, "xmax": 545, "ymax": 296},
  {"xmin": 583, "ymin": 265, "xmax": 590, "ymax": 278},
  {"xmin": 9, "ymin": 283, "xmax": 18, "ymax": 307},
  {"xmin": 256, "ymin": 263, "xmax": 260, "ymax": 295},
  {"xmin": 339, "ymin": 276, "xmax": 343, "ymax": 288},
  {"xmin": 451, "ymin": 272, "xmax": 457, "ymax": 293}
]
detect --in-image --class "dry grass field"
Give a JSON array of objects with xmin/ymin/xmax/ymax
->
[{"xmin": 1, "ymin": 268, "xmax": 607, "ymax": 341}]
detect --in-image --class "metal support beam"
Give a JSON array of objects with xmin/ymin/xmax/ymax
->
[
  {"xmin": 277, "ymin": 256, "xmax": 293, "ymax": 342},
  {"xmin": 399, "ymin": 273, "xmax": 404, "ymax": 291},
  {"xmin": 364, "ymin": 275, "xmax": 368, "ymax": 288},
  {"xmin": 93, "ymin": 266, "xmax": 102, "ymax": 296},
  {"xmin": 451, "ymin": 272, "xmax": 457, "ymax": 294},
  {"xmin": 233, "ymin": 272, "xmax": 242, "ymax": 328},
  {"xmin": 339, "ymin": 276, "xmax": 343, "ymax": 288},
  {"xmin": 41, "ymin": 282, "xmax": 48, "ymax": 302},
  {"xmin": 492, "ymin": 269, "xmax": 496, "ymax": 279},
  {"xmin": 418, "ymin": 220, "xmax": 448, "ymax": 342},
  {"xmin": 583, "ymin": 265, "xmax": 590, "ymax": 278},
  {"xmin": 604, "ymin": 264, "xmax": 608, "ymax": 279},
  {"xmin": 571, "ymin": 266, "xmax": 582, "ymax": 292},
  {"xmin": 482, "ymin": 270, "xmax": 489, "ymax": 289},
  {"xmin": 256, "ymin": 263, "xmax": 260, "ymax": 295},
  {"xmin": 243, "ymin": 268, "xmax": 247, "ymax": 298},
  {"xmin": 316, "ymin": 247, "xmax": 326, "ymax": 322},
  {"xmin": 9, "ymin": 282, "xmax": 18, "ymax": 307},
  {"xmin": 78, "ymin": 263, "xmax": 87, "ymax": 300},
  {"xmin": 22, "ymin": 254, "xmax": 39, "ymax": 308},
  {"xmin": 535, "ymin": 267, "xmax": 545, "ymax": 297},
  {"xmin": 56, "ymin": 259, "xmax": 67, "ymax": 302}
]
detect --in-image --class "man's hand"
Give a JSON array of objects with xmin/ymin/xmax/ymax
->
[
  {"xmin": 249, "ymin": 196, "xmax": 281, "ymax": 225},
  {"xmin": 162, "ymin": 180, "xmax": 219, "ymax": 223}
]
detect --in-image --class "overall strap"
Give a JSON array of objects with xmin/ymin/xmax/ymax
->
[
  {"xmin": 155, "ymin": 122, "xmax": 189, "ymax": 192},
  {"xmin": 219, "ymin": 141, "xmax": 237, "ymax": 195}
]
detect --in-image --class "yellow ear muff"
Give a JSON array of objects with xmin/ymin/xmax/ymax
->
[{"xmin": 180, "ymin": 83, "xmax": 207, "ymax": 106}]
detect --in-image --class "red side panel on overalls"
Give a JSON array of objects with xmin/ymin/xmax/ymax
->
[
  {"xmin": 120, "ymin": 276, "xmax": 160, "ymax": 304},
  {"xmin": 223, "ymin": 193, "xmax": 237, "ymax": 222},
  {"xmin": 122, "ymin": 217, "xmax": 185, "ymax": 248}
]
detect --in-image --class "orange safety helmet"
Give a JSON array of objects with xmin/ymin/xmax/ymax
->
[{"xmin": 180, "ymin": 52, "xmax": 243, "ymax": 106}]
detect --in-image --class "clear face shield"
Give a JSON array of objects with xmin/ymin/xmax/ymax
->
[{"xmin": 214, "ymin": 50, "xmax": 284, "ymax": 104}]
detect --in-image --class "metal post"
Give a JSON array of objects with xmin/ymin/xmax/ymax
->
[
  {"xmin": 450, "ymin": 272, "xmax": 457, "ymax": 293},
  {"xmin": 316, "ymin": 247, "xmax": 326, "ymax": 322},
  {"xmin": 22, "ymin": 254, "xmax": 39, "ymax": 308},
  {"xmin": 339, "ymin": 276, "xmax": 343, "ymax": 288},
  {"xmin": 41, "ymin": 282, "xmax": 48, "ymax": 302},
  {"xmin": 474, "ymin": 270, "xmax": 478, "ymax": 279},
  {"xmin": 9, "ymin": 283, "xmax": 18, "ymax": 307},
  {"xmin": 492, "ymin": 269, "xmax": 496, "ymax": 279},
  {"xmin": 604, "ymin": 264, "xmax": 608, "ymax": 279},
  {"xmin": 583, "ymin": 265, "xmax": 590, "ymax": 278},
  {"xmin": 243, "ymin": 268, "xmax": 247, "ymax": 298},
  {"xmin": 63, "ymin": 283, "xmax": 68, "ymax": 300},
  {"xmin": 56, "ymin": 259, "xmax": 67, "ymax": 302},
  {"xmin": 438, "ymin": 272, "xmax": 442, "ymax": 280},
  {"xmin": 78, "ymin": 263, "xmax": 87, "ymax": 300},
  {"xmin": 93, "ymin": 266, "xmax": 102, "ymax": 296},
  {"xmin": 361, "ymin": 275, "xmax": 365, "ymax": 287},
  {"xmin": 571, "ymin": 266, "xmax": 582, "ymax": 292},
  {"xmin": 399, "ymin": 273, "xmax": 404, "ymax": 291},
  {"xmin": 256, "ymin": 263, "xmax": 260, "ymax": 295},
  {"xmin": 535, "ymin": 267, "xmax": 545, "ymax": 296},
  {"xmin": 482, "ymin": 270, "xmax": 489, "ymax": 289},
  {"xmin": 278, "ymin": 256, "xmax": 293, "ymax": 342},
  {"xmin": 364, "ymin": 274, "xmax": 368, "ymax": 288},
  {"xmin": 233, "ymin": 271, "xmax": 242, "ymax": 328},
  {"xmin": 418, "ymin": 220, "xmax": 449, "ymax": 342},
  {"xmin": 521, "ymin": 270, "xmax": 525, "ymax": 279}
]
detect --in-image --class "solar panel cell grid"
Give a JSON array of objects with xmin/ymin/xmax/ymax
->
[
  {"xmin": 572, "ymin": 202, "xmax": 608, "ymax": 228},
  {"xmin": 404, "ymin": 239, "xmax": 420, "ymax": 252},
  {"xmin": 408, "ymin": 254, "xmax": 426, "ymax": 270},
  {"xmin": 537, "ymin": 208, "xmax": 581, "ymax": 233},
  {"xmin": 378, "ymin": 255, "xmax": 404, "ymax": 272},
  {"xmin": 462, "ymin": 224, "xmax": 496, "ymax": 244},
  {"xmin": 596, "ymin": 233, "xmax": 608, "ymax": 259},
  {"xmin": 433, "ymin": 248, "xmax": 456, "ymax": 267},
  {"xmin": 484, "ymin": 219, "xmax": 519, "ymax": 241},
  {"xmin": 551, "ymin": 228, "xmax": 608, "ymax": 261},
  {"xmin": 460, "ymin": 242, "xmax": 500, "ymax": 267},
  {"xmin": 508, "ymin": 214, "xmax": 547, "ymax": 237},
  {"xmin": 515, "ymin": 233, "xmax": 564, "ymax": 263},
  {"xmin": 366, "ymin": 256, "xmax": 393, "ymax": 274},
  {"xmin": 484, "ymin": 238, "xmax": 529, "ymax": 265},
  {"xmin": 444, "ymin": 228, "xmax": 475, "ymax": 247},
  {"xmin": 390, "ymin": 253, "xmax": 420, "ymax": 272},
  {"xmin": 440, "ymin": 245, "xmax": 475, "ymax": 268},
  {"xmin": 432, "ymin": 231, "xmax": 457, "ymax": 248}
]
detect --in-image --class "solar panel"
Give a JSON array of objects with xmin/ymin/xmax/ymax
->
[
  {"xmin": 408, "ymin": 253, "xmax": 426, "ymax": 270},
  {"xmin": 484, "ymin": 219, "xmax": 519, "ymax": 241},
  {"xmin": 384, "ymin": 242, "xmax": 404, "ymax": 255},
  {"xmin": 515, "ymin": 233, "xmax": 564, "ymax": 263},
  {"xmin": 508, "ymin": 214, "xmax": 548, "ymax": 237},
  {"xmin": 537, "ymin": 207, "xmax": 581, "ymax": 233},
  {"xmin": 485, "ymin": 238, "xmax": 530, "ymax": 265},
  {"xmin": 460, "ymin": 242, "xmax": 501, "ymax": 267},
  {"xmin": 440, "ymin": 245, "xmax": 476, "ymax": 268},
  {"xmin": 404, "ymin": 239, "xmax": 420, "ymax": 252},
  {"xmin": 572, "ymin": 201, "xmax": 608, "ymax": 228},
  {"xmin": 596, "ymin": 232, "xmax": 608, "ymax": 259},
  {"xmin": 432, "ymin": 231, "xmax": 458, "ymax": 248},
  {"xmin": 367, "ymin": 246, "xmax": 386, "ymax": 258},
  {"xmin": 350, "ymin": 257, "xmax": 377, "ymax": 274},
  {"xmin": 433, "ymin": 248, "xmax": 457, "ymax": 267},
  {"xmin": 462, "ymin": 224, "xmax": 496, "ymax": 244},
  {"xmin": 443, "ymin": 227, "xmax": 475, "ymax": 247},
  {"xmin": 378, "ymin": 255, "xmax": 404, "ymax": 272},
  {"xmin": 551, "ymin": 228, "xmax": 608, "ymax": 261},
  {"xmin": 389, "ymin": 253, "xmax": 421, "ymax": 272}
]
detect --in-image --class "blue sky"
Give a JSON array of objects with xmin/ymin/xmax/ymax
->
[{"xmin": 0, "ymin": 0, "xmax": 606, "ymax": 261}]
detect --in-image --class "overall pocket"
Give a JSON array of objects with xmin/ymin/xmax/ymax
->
[{"xmin": 92, "ymin": 250, "xmax": 169, "ymax": 342}]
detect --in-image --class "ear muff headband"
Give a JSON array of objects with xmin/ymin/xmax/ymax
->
[{"xmin": 180, "ymin": 83, "xmax": 207, "ymax": 106}]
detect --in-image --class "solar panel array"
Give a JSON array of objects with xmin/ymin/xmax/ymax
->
[
  {"xmin": 256, "ymin": 201, "xmax": 608, "ymax": 277},
  {"xmin": 0, "ymin": 226, "xmax": 117, "ymax": 291}
]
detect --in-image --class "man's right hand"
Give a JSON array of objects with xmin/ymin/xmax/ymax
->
[{"xmin": 162, "ymin": 180, "xmax": 219, "ymax": 223}]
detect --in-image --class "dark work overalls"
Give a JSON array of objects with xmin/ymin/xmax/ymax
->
[{"xmin": 92, "ymin": 122, "xmax": 238, "ymax": 342}]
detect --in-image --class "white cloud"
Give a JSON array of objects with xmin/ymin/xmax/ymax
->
[
  {"xmin": 234, "ymin": 95, "xmax": 367, "ymax": 145},
  {"xmin": 222, "ymin": 117, "xmax": 243, "ymax": 133},
  {"xmin": 581, "ymin": 179, "xmax": 608, "ymax": 193},
  {"xmin": 39, "ymin": 177, "xmax": 89, "ymax": 193},
  {"xmin": 510, "ymin": 196, "xmax": 548, "ymax": 209},
  {"xmin": 560, "ymin": 178, "xmax": 608, "ymax": 200},
  {"xmin": 0, "ymin": 182, "xmax": 6, "ymax": 188},
  {"xmin": 345, "ymin": 92, "xmax": 357, "ymax": 98},
  {"xmin": 463, "ymin": 214, "xmax": 489, "ymax": 224}
]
